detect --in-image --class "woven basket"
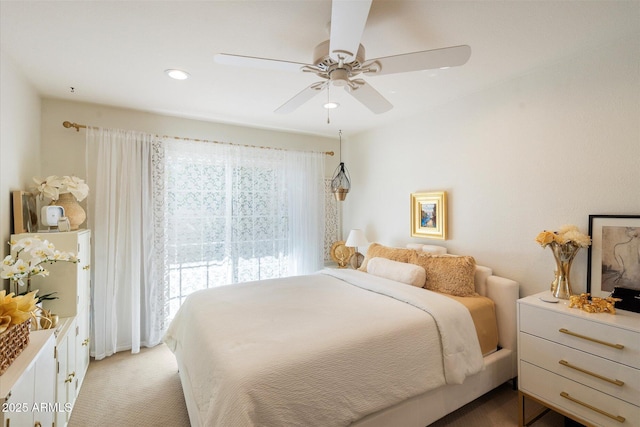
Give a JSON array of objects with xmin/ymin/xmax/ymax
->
[{"xmin": 0, "ymin": 320, "xmax": 31, "ymax": 375}]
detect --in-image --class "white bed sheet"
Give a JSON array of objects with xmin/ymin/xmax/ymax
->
[{"xmin": 164, "ymin": 269, "xmax": 484, "ymax": 427}]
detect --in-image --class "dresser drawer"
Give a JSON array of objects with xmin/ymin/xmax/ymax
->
[
  {"xmin": 521, "ymin": 361, "xmax": 640, "ymax": 427},
  {"xmin": 520, "ymin": 332, "xmax": 640, "ymax": 406},
  {"xmin": 519, "ymin": 304, "xmax": 640, "ymax": 368}
]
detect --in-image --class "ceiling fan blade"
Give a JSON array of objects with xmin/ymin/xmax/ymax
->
[
  {"xmin": 346, "ymin": 81, "xmax": 392, "ymax": 114},
  {"xmin": 329, "ymin": 0, "xmax": 372, "ymax": 63},
  {"xmin": 365, "ymin": 45, "xmax": 471, "ymax": 76},
  {"xmin": 214, "ymin": 53, "xmax": 308, "ymax": 73},
  {"xmin": 275, "ymin": 82, "xmax": 328, "ymax": 114}
]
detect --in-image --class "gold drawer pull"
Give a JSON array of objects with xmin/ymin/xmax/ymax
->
[
  {"xmin": 559, "ymin": 360, "xmax": 624, "ymax": 386},
  {"xmin": 560, "ymin": 391, "xmax": 625, "ymax": 423},
  {"xmin": 559, "ymin": 328, "xmax": 624, "ymax": 349},
  {"xmin": 83, "ymin": 264, "xmax": 91, "ymax": 270}
]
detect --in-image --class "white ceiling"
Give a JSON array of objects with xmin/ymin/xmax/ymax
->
[{"xmin": 1, "ymin": 1, "xmax": 638, "ymax": 138}]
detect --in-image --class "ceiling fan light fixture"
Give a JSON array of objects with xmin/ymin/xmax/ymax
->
[
  {"xmin": 329, "ymin": 68, "xmax": 350, "ymax": 87},
  {"xmin": 215, "ymin": 0, "xmax": 470, "ymax": 117},
  {"xmin": 324, "ymin": 102, "xmax": 340, "ymax": 109},
  {"xmin": 165, "ymin": 69, "xmax": 190, "ymax": 80}
]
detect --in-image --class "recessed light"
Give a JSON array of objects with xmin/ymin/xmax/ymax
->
[
  {"xmin": 165, "ymin": 69, "xmax": 190, "ymax": 80},
  {"xmin": 323, "ymin": 102, "xmax": 340, "ymax": 109}
]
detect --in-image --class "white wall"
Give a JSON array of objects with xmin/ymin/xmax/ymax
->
[
  {"xmin": 0, "ymin": 50, "xmax": 41, "ymax": 266},
  {"xmin": 343, "ymin": 33, "xmax": 640, "ymax": 297},
  {"xmin": 40, "ymin": 99, "xmax": 339, "ymax": 181},
  {"xmin": 8, "ymin": 32, "xmax": 639, "ymax": 298}
]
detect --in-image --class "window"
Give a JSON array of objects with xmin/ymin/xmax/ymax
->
[{"xmin": 162, "ymin": 140, "xmax": 325, "ymax": 320}]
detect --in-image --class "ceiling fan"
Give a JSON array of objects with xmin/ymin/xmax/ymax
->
[{"xmin": 214, "ymin": 0, "xmax": 471, "ymax": 114}]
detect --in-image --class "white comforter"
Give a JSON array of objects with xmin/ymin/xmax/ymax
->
[{"xmin": 163, "ymin": 269, "xmax": 484, "ymax": 427}]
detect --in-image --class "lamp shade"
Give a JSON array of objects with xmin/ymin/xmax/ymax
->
[{"xmin": 345, "ymin": 229, "xmax": 368, "ymax": 248}]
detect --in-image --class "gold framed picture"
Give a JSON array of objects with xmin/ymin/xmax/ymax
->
[
  {"xmin": 411, "ymin": 191, "xmax": 447, "ymax": 240},
  {"xmin": 12, "ymin": 190, "xmax": 38, "ymax": 234}
]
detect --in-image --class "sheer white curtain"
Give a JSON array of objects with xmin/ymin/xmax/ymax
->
[
  {"xmin": 285, "ymin": 149, "xmax": 326, "ymax": 275},
  {"xmin": 86, "ymin": 127, "xmax": 164, "ymax": 360},
  {"xmin": 86, "ymin": 129, "xmax": 325, "ymax": 356},
  {"xmin": 162, "ymin": 139, "xmax": 325, "ymax": 319}
]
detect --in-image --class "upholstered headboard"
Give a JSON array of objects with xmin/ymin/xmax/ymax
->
[
  {"xmin": 407, "ymin": 243, "xmax": 447, "ymax": 254},
  {"xmin": 405, "ymin": 243, "xmax": 519, "ymax": 364}
]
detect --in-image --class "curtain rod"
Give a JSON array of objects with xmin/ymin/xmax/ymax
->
[{"xmin": 62, "ymin": 121, "xmax": 334, "ymax": 156}]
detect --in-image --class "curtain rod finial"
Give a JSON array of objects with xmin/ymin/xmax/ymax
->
[{"xmin": 63, "ymin": 121, "xmax": 80, "ymax": 132}]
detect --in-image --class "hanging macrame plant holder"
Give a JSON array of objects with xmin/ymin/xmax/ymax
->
[
  {"xmin": 331, "ymin": 130, "xmax": 351, "ymax": 201},
  {"xmin": 331, "ymin": 162, "xmax": 351, "ymax": 201}
]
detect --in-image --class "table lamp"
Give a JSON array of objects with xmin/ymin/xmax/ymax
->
[{"xmin": 345, "ymin": 229, "xmax": 368, "ymax": 269}]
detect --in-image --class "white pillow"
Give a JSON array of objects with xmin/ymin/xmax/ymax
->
[
  {"xmin": 406, "ymin": 243, "xmax": 426, "ymax": 250},
  {"xmin": 366, "ymin": 257, "xmax": 426, "ymax": 287},
  {"xmin": 405, "ymin": 244, "xmax": 447, "ymax": 254},
  {"xmin": 421, "ymin": 245, "xmax": 447, "ymax": 254}
]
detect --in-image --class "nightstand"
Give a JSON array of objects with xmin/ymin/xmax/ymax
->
[{"xmin": 517, "ymin": 291, "xmax": 640, "ymax": 427}]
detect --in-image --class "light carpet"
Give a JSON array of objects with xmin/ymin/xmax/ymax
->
[{"xmin": 69, "ymin": 344, "xmax": 565, "ymax": 427}]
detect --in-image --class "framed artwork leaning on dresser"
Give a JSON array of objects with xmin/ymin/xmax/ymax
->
[
  {"xmin": 587, "ymin": 214, "xmax": 640, "ymax": 299},
  {"xmin": 11, "ymin": 190, "xmax": 38, "ymax": 233}
]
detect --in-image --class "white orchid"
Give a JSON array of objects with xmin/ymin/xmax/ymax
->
[
  {"xmin": 32, "ymin": 175, "xmax": 89, "ymax": 202},
  {"xmin": 1, "ymin": 236, "xmax": 78, "ymax": 293},
  {"xmin": 11, "ymin": 237, "xmax": 38, "ymax": 251}
]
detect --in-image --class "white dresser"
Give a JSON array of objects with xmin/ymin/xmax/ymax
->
[
  {"xmin": 1, "ymin": 330, "xmax": 56, "ymax": 427},
  {"xmin": 9, "ymin": 230, "xmax": 91, "ymax": 427},
  {"xmin": 517, "ymin": 292, "xmax": 640, "ymax": 427}
]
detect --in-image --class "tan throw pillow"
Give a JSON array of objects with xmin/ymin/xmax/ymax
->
[
  {"xmin": 409, "ymin": 252, "xmax": 478, "ymax": 297},
  {"xmin": 358, "ymin": 243, "xmax": 415, "ymax": 272}
]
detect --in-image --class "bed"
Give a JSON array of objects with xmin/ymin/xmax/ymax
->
[{"xmin": 164, "ymin": 243, "xmax": 519, "ymax": 427}]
